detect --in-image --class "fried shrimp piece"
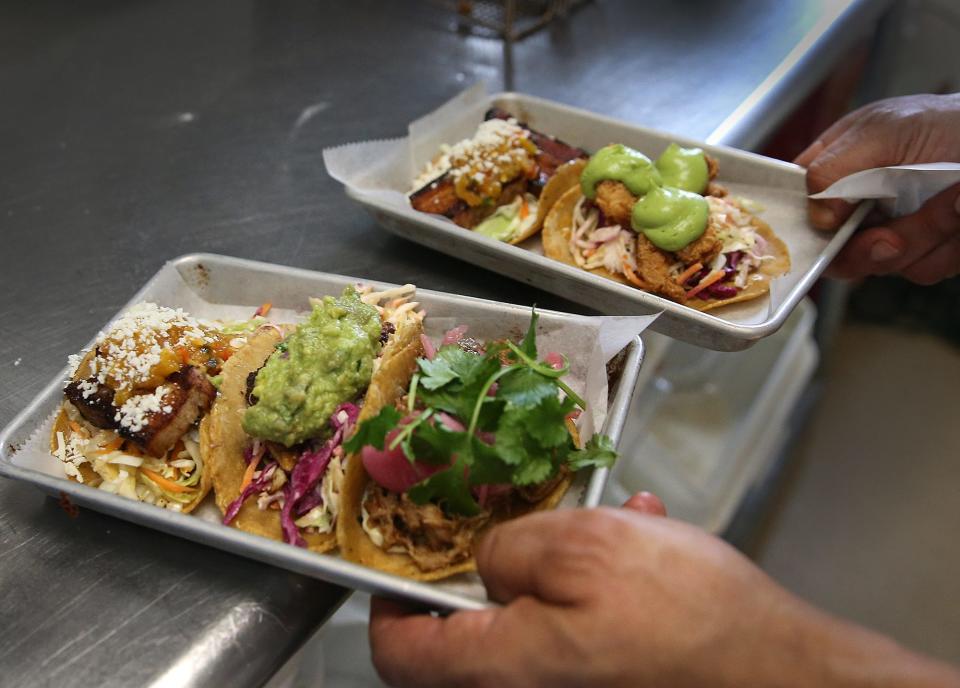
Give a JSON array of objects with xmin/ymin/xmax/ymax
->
[
  {"xmin": 706, "ymin": 154, "xmax": 719, "ymax": 181},
  {"xmin": 635, "ymin": 235, "xmax": 688, "ymax": 302},
  {"xmin": 704, "ymin": 154, "xmax": 727, "ymax": 196},
  {"xmin": 595, "ymin": 180, "xmax": 637, "ymax": 227},
  {"xmin": 675, "ymin": 216, "xmax": 723, "ymax": 266}
]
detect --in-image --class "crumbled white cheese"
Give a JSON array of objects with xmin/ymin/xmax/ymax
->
[
  {"xmin": 73, "ymin": 302, "xmax": 214, "ymax": 397},
  {"xmin": 447, "ymin": 119, "xmax": 530, "ymax": 183},
  {"xmin": 115, "ymin": 385, "xmax": 171, "ymax": 433}
]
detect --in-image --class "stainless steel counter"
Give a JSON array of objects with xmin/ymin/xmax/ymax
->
[{"xmin": 0, "ymin": 0, "xmax": 885, "ymax": 685}]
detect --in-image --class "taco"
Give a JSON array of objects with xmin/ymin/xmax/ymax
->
[
  {"xmin": 202, "ymin": 285, "xmax": 423, "ymax": 552},
  {"xmin": 542, "ymin": 143, "xmax": 790, "ymax": 310},
  {"xmin": 337, "ymin": 310, "xmax": 618, "ymax": 581},
  {"xmin": 409, "ymin": 108, "xmax": 588, "ymax": 244},
  {"xmin": 51, "ymin": 302, "xmax": 237, "ymax": 512}
]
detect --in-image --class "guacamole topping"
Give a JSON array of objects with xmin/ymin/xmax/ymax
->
[
  {"xmin": 242, "ymin": 287, "xmax": 382, "ymax": 446},
  {"xmin": 580, "ymin": 144, "xmax": 662, "ymax": 199},
  {"xmin": 473, "ymin": 195, "xmax": 536, "ymax": 242},
  {"xmin": 631, "ymin": 186, "xmax": 710, "ymax": 252},
  {"xmin": 655, "ymin": 143, "xmax": 709, "ymax": 194}
]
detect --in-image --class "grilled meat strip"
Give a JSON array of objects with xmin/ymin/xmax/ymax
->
[
  {"xmin": 122, "ymin": 366, "xmax": 215, "ymax": 457},
  {"xmin": 64, "ymin": 365, "xmax": 215, "ymax": 458},
  {"xmin": 410, "ymin": 177, "xmax": 527, "ymax": 229},
  {"xmin": 64, "ymin": 378, "xmax": 117, "ymax": 429},
  {"xmin": 409, "ymin": 109, "xmax": 588, "ymax": 227}
]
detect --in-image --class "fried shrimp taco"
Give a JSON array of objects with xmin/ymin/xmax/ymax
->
[
  {"xmin": 542, "ymin": 143, "xmax": 790, "ymax": 310},
  {"xmin": 409, "ymin": 108, "xmax": 588, "ymax": 244},
  {"xmin": 202, "ymin": 285, "xmax": 423, "ymax": 552},
  {"xmin": 51, "ymin": 302, "xmax": 236, "ymax": 512},
  {"xmin": 337, "ymin": 311, "xmax": 618, "ymax": 581}
]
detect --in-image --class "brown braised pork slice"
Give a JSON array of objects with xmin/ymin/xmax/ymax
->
[
  {"xmin": 364, "ymin": 485, "xmax": 490, "ymax": 572},
  {"xmin": 409, "ymin": 175, "xmax": 470, "ymax": 226},
  {"xmin": 64, "ymin": 379, "xmax": 117, "ymax": 429},
  {"xmin": 410, "ymin": 177, "xmax": 526, "ymax": 229},
  {"xmin": 65, "ymin": 366, "xmax": 215, "ymax": 458},
  {"xmin": 122, "ymin": 366, "xmax": 215, "ymax": 457},
  {"xmin": 410, "ymin": 110, "xmax": 588, "ymax": 228}
]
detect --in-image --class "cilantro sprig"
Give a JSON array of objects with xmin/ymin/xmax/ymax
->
[{"xmin": 348, "ymin": 310, "xmax": 619, "ymax": 516}]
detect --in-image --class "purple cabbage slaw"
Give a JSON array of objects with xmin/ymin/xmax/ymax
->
[
  {"xmin": 684, "ymin": 250, "xmax": 745, "ymax": 300},
  {"xmin": 280, "ymin": 402, "xmax": 359, "ymax": 547},
  {"xmin": 223, "ymin": 462, "xmax": 278, "ymax": 525},
  {"xmin": 221, "ymin": 402, "xmax": 360, "ymax": 548}
]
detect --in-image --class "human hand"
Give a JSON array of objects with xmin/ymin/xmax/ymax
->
[
  {"xmin": 796, "ymin": 93, "xmax": 960, "ymax": 284},
  {"xmin": 369, "ymin": 493, "xmax": 959, "ymax": 688}
]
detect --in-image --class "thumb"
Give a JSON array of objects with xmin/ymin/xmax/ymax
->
[
  {"xmin": 802, "ymin": 126, "xmax": 901, "ymax": 230},
  {"xmin": 623, "ymin": 491, "xmax": 667, "ymax": 516}
]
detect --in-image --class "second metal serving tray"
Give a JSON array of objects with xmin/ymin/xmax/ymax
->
[
  {"xmin": 333, "ymin": 89, "xmax": 870, "ymax": 351},
  {"xmin": 0, "ymin": 253, "xmax": 644, "ymax": 611}
]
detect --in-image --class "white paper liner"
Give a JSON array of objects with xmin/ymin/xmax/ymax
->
[
  {"xmin": 323, "ymin": 84, "xmax": 819, "ymax": 328},
  {"xmin": 810, "ymin": 163, "xmax": 960, "ymax": 216}
]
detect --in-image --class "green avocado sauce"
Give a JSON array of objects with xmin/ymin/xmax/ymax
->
[
  {"xmin": 655, "ymin": 143, "xmax": 709, "ymax": 194},
  {"xmin": 580, "ymin": 144, "xmax": 662, "ymax": 199},
  {"xmin": 474, "ymin": 198, "xmax": 520, "ymax": 242},
  {"xmin": 630, "ymin": 186, "xmax": 709, "ymax": 253},
  {"xmin": 242, "ymin": 286, "xmax": 382, "ymax": 446},
  {"xmin": 579, "ymin": 143, "xmax": 710, "ymax": 251}
]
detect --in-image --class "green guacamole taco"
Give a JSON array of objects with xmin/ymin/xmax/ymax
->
[{"xmin": 202, "ymin": 285, "xmax": 423, "ymax": 552}]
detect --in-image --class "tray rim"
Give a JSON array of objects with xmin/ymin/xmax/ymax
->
[
  {"xmin": 0, "ymin": 252, "xmax": 645, "ymax": 611},
  {"xmin": 339, "ymin": 90, "xmax": 872, "ymax": 350}
]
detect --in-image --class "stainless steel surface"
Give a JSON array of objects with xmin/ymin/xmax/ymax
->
[
  {"xmin": 341, "ymin": 91, "xmax": 872, "ymax": 351},
  {"xmin": 1, "ymin": 253, "xmax": 644, "ymax": 612},
  {"xmin": 0, "ymin": 0, "xmax": 881, "ymax": 684},
  {"xmin": 706, "ymin": 0, "xmax": 892, "ymax": 148}
]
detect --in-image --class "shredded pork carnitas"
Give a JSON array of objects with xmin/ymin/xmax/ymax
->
[{"xmin": 362, "ymin": 485, "xmax": 490, "ymax": 571}]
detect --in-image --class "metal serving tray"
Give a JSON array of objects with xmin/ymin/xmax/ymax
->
[
  {"xmin": 333, "ymin": 89, "xmax": 870, "ymax": 351},
  {"xmin": 0, "ymin": 253, "xmax": 644, "ymax": 611}
]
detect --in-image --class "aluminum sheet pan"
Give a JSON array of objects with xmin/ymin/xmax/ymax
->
[
  {"xmin": 0, "ymin": 253, "xmax": 644, "ymax": 611},
  {"xmin": 330, "ymin": 89, "xmax": 870, "ymax": 351}
]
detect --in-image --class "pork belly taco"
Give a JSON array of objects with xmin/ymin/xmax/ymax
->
[
  {"xmin": 542, "ymin": 143, "xmax": 790, "ymax": 310},
  {"xmin": 409, "ymin": 108, "xmax": 588, "ymax": 245},
  {"xmin": 337, "ymin": 310, "xmax": 618, "ymax": 581},
  {"xmin": 51, "ymin": 302, "xmax": 238, "ymax": 512},
  {"xmin": 202, "ymin": 285, "xmax": 423, "ymax": 552}
]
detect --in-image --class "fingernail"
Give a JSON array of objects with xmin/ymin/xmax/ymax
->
[
  {"xmin": 870, "ymin": 240, "xmax": 902, "ymax": 262},
  {"xmin": 810, "ymin": 204, "xmax": 836, "ymax": 229}
]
